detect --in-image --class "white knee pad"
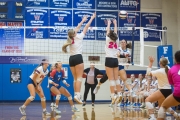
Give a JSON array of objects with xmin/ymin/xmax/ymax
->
[
  {"xmin": 77, "ymin": 77, "xmax": 82, "ymax": 82},
  {"xmin": 158, "ymin": 107, "xmax": 166, "ymax": 118},
  {"xmin": 56, "ymin": 94, "xmax": 61, "ymax": 100},
  {"xmin": 109, "ymin": 80, "xmax": 116, "ymax": 86},
  {"xmin": 28, "ymin": 96, "xmax": 35, "ymax": 101},
  {"xmin": 41, "ymin": 97, "xmax": 46, "ymax": 101},
  {"xmin": 115, "ymin": 80, "xmax": 120, "ymax": 85},
  {"xmin": 145, "ymin": 102, "xmax": 154, "ymax": 109},
  {"xmin": 68, "ymin": 96, "xmax": 72, "ymax": 100}
]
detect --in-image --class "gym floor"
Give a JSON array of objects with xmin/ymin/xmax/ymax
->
[{"xmin": 0, "ymin": 102, "xmax": 176, "ymax": 120}]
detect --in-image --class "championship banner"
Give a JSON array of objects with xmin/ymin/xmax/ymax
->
[
  {"xmin": 96, "ymin": 11, "xmax": 118, "ymax": 40},
  {"xmin": 0, "ymin": 56, "xmax": 49, "ymax": 64},
  {"xmin": 73, "ymin": 0, "xmax": 95, "ymax": 9},
  {"xmin": 119, "ymin": 12, "xmax": 140, "ymax": 40},
  {"xmin": 26, "ymin": 0, "xmax": 48, "ymax": 7},
  {"xmin": 96, "ymin": 0, "xmax": 118, "ymax": 10},
  {"xmin": 157, "ymin": 45, "xmax": 173, "ymax": 67},
  {"xmin": 73, "ymin": 10, "xmax": 95, "ymax": 40},
  {"xmin": 25, "ymin": 9, "xmax": 48, "ymax": 39},
  {"xmin": 50, "ymin": 10, "xmax": 72, "ymax": 39},
  {"xmin": 119, "ymin": 0, "xmax": 140, "ymax": 11},
  {"xmin": 50, "ymin": 0, "xmax": 72, "ymax": 8},
  {"xmin": 0, "ymin": 21, "xmax": 24, "ymax": 55},
  {"xmin": 141, "ymin": 13, "xmax": 162, "ymax": 41}
]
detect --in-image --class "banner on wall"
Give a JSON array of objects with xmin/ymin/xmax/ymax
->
[
  {"xmin": 50, "ymin": 10, "xmax": 72, "ymax": 39},
  {"xmin": 50, "ymin": 0, "xmax": 72, "ymax": 8},
  {"xmin": 73, "ymin": 10, "xmax": 95, "ymax": 40},
  {"xmin": 96, "ymin": 0, "xmax": 118, "ymax": 10},
  {"xmin": 26, "ymin": 9, "xmax": 48, "ymax": 39},
  {"xmin": 157, "ymin": 45, "xmax": 173, "ymax": 67},
  {"xmin": 0, "ymin": 21, "xmax": 24, "ymax": 55},
  {"xmin": 10, "ymin": 68, "xmax": 21, "ymax": 83},
  {"xmin": 119, "ymin": 0, "xmax": 140, "ymax": 11},
  {"xmin": 26, "ymin": 0, "xmax": 48, "ymax": 7},
  {"xmin": 0, "ymin": 56, "xmax": 49, "ymax": 64},
  {"xmin": 141, "ymin": 13, "xmax": 162, "ymax": 41},
  {"xmin": 96, "ymin": 11, "xmax": 118, "ymax": 40},
  {"xmin": 119, "ymin": 12, "xmax": 140, "ymax": 40},
  {"xmin": 73, "ymin": 0, "xmax": 95, "ymax": 9}
]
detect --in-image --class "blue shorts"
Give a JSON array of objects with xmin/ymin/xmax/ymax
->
[
  {"xmin": 49, "ymin": 84, "xmax": 61, "ymax": 90},
  {"xmin": 118, "ymin": 65, "xmax": 124, "ymax": 70},
  {"xmin": 27, "ymin": 78, "xmax": 39, "ymax": 87}
]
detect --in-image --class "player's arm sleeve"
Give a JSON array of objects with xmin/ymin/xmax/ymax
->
[
  {"xmin": 168, "ymin": 69, "xmax": 173, "ymax": 85},
  {"xmin": 50, "ymin": 70, "xmax": 56, "ymax": 80}
]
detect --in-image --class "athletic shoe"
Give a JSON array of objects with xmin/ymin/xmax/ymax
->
[
  {"xmin": 120, "ymin": 102, "xmax": 124, "ymax": 107},
  {"xmin": 19, "ymin": 106, "xmax": 26, "ymax": 116},
  {"xmin": 116, "ymin": 96, "xmax": 122, "ymax": 104},
  {"xmin": 109, "ymin": 103, "xmax": 113, "ymax": 107},
  {"xmin": 50, "ymin": 102, "xmax": 54, "ymax": 107},
  {"xmin": 133, "ymin": 103, "xmax": 138, "ymax": 108},
  {"xmin": 125, "ymin": 102, "xmax": 131, "ymax": 107},
  {"xmin": 55, "ymin": 108, "xmax": 61, "ymax": 114},
  {"xmin": 137, "ymin": 103, "xmax": 141, "ymax": 107},
  {"xmin": 74, "ymin": 95, "xmax": 83, "ymax": 104},
  {"xmin": 148, "ymin": 116, "xmax": 156, "ymax": 120},
  {"xmin": 82, "ymin": 103, "xmax": 86, "ymax": 108},
  {"xmin": 72, "ymin": 106, "xmax": 80, "ymax": 112},
  {"xmin": 93, "ymin": 85, "xmax": 100, "ymax": 94},
  {"xmin": 140, "ymin": 103, "xmax": 145, "ymax": 108},
  {"xmin": 111, "ymin": 95, "xmax": 118, "ymax": 104},
  {"xmin": 42, "ymin": 110, "xmax": 51, "ymax": 116}
]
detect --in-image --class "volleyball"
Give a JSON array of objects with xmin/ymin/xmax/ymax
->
[{"xmin": 119, "ymin": 10, "xmax": 127, "ymax": 19}]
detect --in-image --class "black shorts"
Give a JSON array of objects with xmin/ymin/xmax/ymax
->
[
  {"xmin": 105, "ymin": 57, "xmax": 118, "ymax": 68},
  {"xmin": 159, "ymin": 89, "xmax": 172, "ymax": 98},
  {"xmin": 173, "ymin": 95, "xmax": 180, "ymax": 103},
  {"xmin": 69, "ymin": 54, "xmax": 83, "ymax": 67}
]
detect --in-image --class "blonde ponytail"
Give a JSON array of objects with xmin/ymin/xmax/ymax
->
[{"xmin": 62, "ymin": 37, "xmax": 73, "ymax": 53}]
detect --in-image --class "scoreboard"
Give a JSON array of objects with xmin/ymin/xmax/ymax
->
[{"xmin": 0, "ymin": 0, "xmax": 25, "ymax": 20}]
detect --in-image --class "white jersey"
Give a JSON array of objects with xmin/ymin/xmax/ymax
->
[
  {"xmin": 150, "ymin": 80, "xmax": 158, "ymax": 87},
  {"xmin": 70, "ymin": 32, "xmax": 85, "ymax": 55},
  {"xmin": 118, "ymin": 47, "xmax": 131, "ymax": 65},
  {"xmin": 151, "ymin": 68, "xmax": 171, "ymax": 89},
  {"xmin": 29, "ymin": 66, "xmax": 49, "ymax": 83},
  {"xmin": 132, "ymin": 79, "xmax": 139, "ymax": 91},
  {"xmin": 139, "ymin": 79, "xmax": 147, "ymax": 90},
  {"xmin": 105, "ymin": 36, "xmax": 119, "ymax": 58}
]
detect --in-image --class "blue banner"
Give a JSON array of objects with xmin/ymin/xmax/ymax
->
[
  {"xmin": 26, "ymin": 0, "xmax": 48, "ymax": 7},
  {"xmin": 49, "ymin": 10, "xmax": 72, "ymax": 39},
  {"xmin": 96, "ymin": 0, "xmax": 118, "ymax": 10},
  {"xmin": 119, "ymin": 12, "xmax": 140, "ymax": 40},
  {"xmin": 25, "ymin": 9, "xmax": 48, "ymax": 39},
  {"xmin": 50, "ymin": 0, "xmax": 72, "ymax": 8},
  {"xmin": 96, "ymin": 11, "xmax": 118, "ymax": 40},
  {"xmin": 141, "ymin": 13, "xmax": 162, "ymax": 41},
  {"xmin": 119, "ymin": 0, "xmax": 140, "ymax": 11},
  {"xmin": 73, "ymin": 10, "xmax": 95, "ymax": 40},
  {"xmin": 0, "ymin": 56, "xmax": 49, "ymax": 64},
  {"xmin": 0, "ymin": 21, "xmax": 24, "ymax": 55},
  {"xmin": 157, "ymin": 45, "xmax": 173, "ymax": 67},
  {"xmin": 73, "ymin": 0, "xmax": 95, "ymax": 9}
]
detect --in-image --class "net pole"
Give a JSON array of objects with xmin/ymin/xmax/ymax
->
[
  {"xmin": 140, "ymin": 27, "xmax": 144, "ymax": 66},
  {"xmin": 131, "ymin": 27, "xmax": 135, "ymax": 65}
]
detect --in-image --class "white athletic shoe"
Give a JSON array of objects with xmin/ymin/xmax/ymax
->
[
  {"xmin": 19, "ymin": 106, "xmax": 26, "ymax": 116},
  {"xmin": 72, "ymin": 106, "xmax": 80, "ymax": 112},
  {"xmin": 50, "ymin": 102, "xmax": 54, "ymax": 107},
  {"xmin": 93, "ymin": 85, "xmax": 100, "ymax": 94},
  {"xmin": 42, "ymin": 110, "xmax": 51, "ymax": 116},
  {"xmin": 111, "ymin": 95, "xmax": 118, "ymax": 104},
  {"xmin": 115, "ymin": 96, "xmax": 122, "ymax": 104},
  {"xmin": 55, "ymin": 108, "xmax": 61, "ymax": 114},
  {"xmin": 74, "ymin": 95, "xmax": 83, "ymax": 104}
]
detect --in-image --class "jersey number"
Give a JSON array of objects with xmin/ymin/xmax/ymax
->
[
  {"xmin": 40, "ymin": 75, "xmax": 44, "ymax": 79},
  {"xmin": 108, "ymin": 42, "xmax": 117, "ymax": 49}
]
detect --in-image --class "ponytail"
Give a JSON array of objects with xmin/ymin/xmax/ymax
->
[
  {"xmin": 126, "ymin": 42, "xmax": 132, "ymax": 49},
  {"xmin": 62, "ymin": 37, "xmax": 73, "ymax": 53},
  {"xmin": 165, "ymin": 65, "xmax": 169, "ymax": 76}
]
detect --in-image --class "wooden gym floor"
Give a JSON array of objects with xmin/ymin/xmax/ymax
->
[{"xmin": 0, "ymin": 102, "xmax": 176, "ymax": 120}]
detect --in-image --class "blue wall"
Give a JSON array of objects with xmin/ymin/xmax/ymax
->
[{"xmin": 0, "ymin": 64, "xmax": 145, "ymax": 101}]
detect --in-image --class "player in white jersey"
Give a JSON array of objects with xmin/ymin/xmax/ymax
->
[
  {"xmin": 104, "ymin": 19, "xmax": 121, "ymax": 104},
  {"xmin": 19, "ymin": 59, "xmax": 51, "ymax": 116},
  {"xmin": 145, "ymin": 56, "xmax": 177, "ymax": 120},
  {"xmin": 62, "ymin": 13, "xmax": 96, "ymax": 104}
]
